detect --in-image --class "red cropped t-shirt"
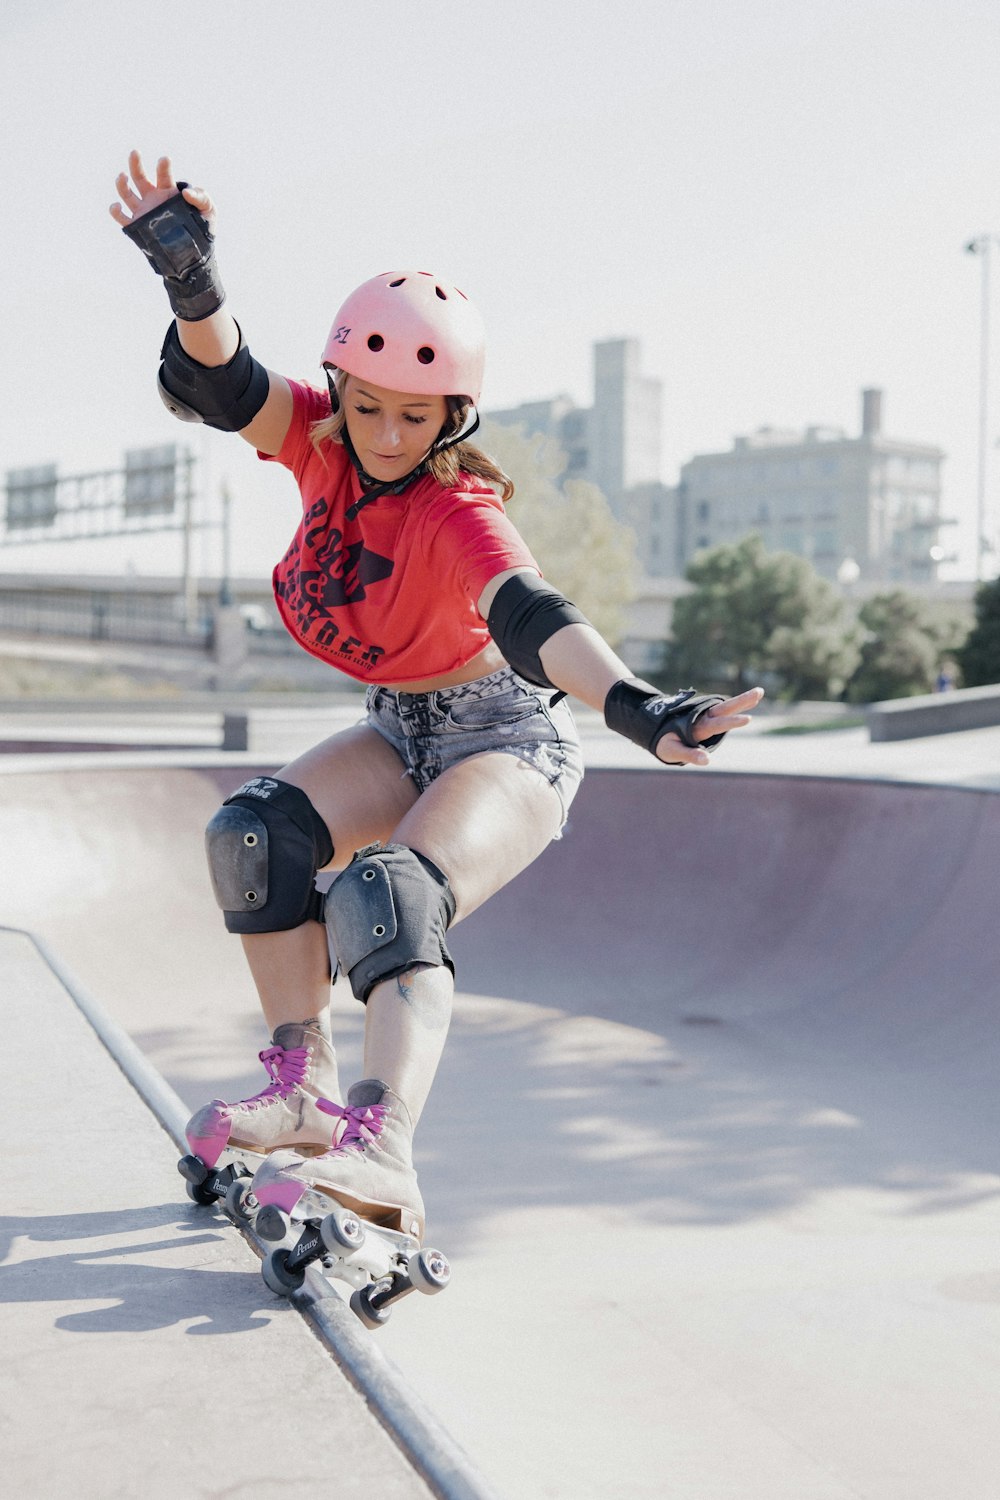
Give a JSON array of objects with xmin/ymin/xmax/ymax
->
[{"xmin": 264, "ymin": 381, "xmax": 537, "ymax": 684}]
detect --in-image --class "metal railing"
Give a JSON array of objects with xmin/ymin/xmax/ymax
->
[{"xmin": 0, "ymin": 589, "xmax": 212, "ymax": 649}]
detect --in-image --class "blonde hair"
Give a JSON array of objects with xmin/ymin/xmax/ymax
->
[{"xmin": 311, "ymin": 368, "xmax": 514, "ymax": 503}]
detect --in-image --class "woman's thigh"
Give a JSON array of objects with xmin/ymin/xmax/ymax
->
[
  {"xmin": 390, "ymin": 750, "xmax": 565, "ymax": 922},
  {"xmin": 278, "ymin": 722, "xmax": 420, "ymax": 868}
]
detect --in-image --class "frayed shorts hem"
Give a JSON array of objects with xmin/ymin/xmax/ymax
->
[{"xmin": 365, "ymin": 666, "xmax": 584, "ymax": 834}]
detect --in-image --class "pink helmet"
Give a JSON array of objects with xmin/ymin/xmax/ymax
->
[{"xmin": 322, "ymin": 270, "xmax": 486, "ymax": 404}]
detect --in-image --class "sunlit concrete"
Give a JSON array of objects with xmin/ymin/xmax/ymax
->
[
  {"xmin": 2, "ymin": 721, "xmax": 1000, "ymax": 1498},
  {"xmin": 0, "ymin": 928, "xmax": 433, "ymax": 1500}
]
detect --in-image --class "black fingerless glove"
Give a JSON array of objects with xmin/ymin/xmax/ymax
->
[
  {"xmin": 122, "ymin": 184, "xmax": 225, "ymax": 322},
  {"xmin": 604, "ymin": 679, "xmax": 726, "ymax": 761}
]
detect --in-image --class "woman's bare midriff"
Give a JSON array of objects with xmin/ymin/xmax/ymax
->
[{"xmin": 379, "ymin": 642, "xmax": 509, "ymax": 695}]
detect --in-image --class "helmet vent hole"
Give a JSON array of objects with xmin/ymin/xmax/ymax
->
[
  {"xmin": 389, "ymin": 278, "xmax": 406, "ymax": 288},
  {"xmin": 435, "ymin": 285, "xmax": 447, "ymax": 300},
  {"xmin": 417, "ymin": 346, "xmax": 435, "ymax": 365},
  {"xmin": 367, "ymin": 334, "xmax": 385, "ymax": 352}
]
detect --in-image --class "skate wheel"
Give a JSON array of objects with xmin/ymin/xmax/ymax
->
[
  {"xmin": 177, "ymin": 1154, "xmax": 209, "ymax": 1187},
  {"xmin": 320, "ymin": 1206, "xmax": 366, "ymax": 1254},
  {"xmin": 224, "ymin": 1177, "xmax": 255, "ymax": 1225},
  {"xmin": 261, "ymin": 1247, "xmax": 305, "ymax": 1297},
  {"xmin": 184, "ymin": 1177, "xmax": 218, "ymax": 1207},
  {"xmin": 408, "ymin": 1247, "xmax": 451, "ymax": 1296},
  {"xmin": 255, "ymin": 1205, "xmax": 290, "ymax": 1243},
  {"xmin": 350, "ymin": 1284, "xmax": 392, "ymax": 1329}
]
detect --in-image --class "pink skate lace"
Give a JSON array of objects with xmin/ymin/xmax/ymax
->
[
  {"xmin": 317, "ymin": 1098, "xmax": 388, "ymax": 1150},
  {"xmin": 239, "ymin": 1044, "xmax": 312, "ymax": 1111}
]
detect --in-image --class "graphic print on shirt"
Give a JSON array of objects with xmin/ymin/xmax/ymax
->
[{"xmin": 274, "ymin": 494, "xmax": 390, "ymax": 672}]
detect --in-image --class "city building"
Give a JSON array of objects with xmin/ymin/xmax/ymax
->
[
  {"xmin": 678, "ymin": 389, "xmax": 949, "ymax": 585},
  {"xmin": 486, "ymin": 338, "xmax": 679, "ymax": 576},
  {"xmin": 487, "ymin": 343, "xmax": 951, "ymax": 596}
]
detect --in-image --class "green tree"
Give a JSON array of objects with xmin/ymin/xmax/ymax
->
[
  {"xmin": 664, "ymin": 534, "xmax": 857, "ymax": 698},
  {"xmin": 844, "ymin": 591, "xmax": 939, "ymax": 703},
  {"xmin": 955, "ymin": 576, "xmax": 1000, "ymax": 686},
  {"xmin": 480, "ymin": 420, "xmax": 637, "ymax": 646}
]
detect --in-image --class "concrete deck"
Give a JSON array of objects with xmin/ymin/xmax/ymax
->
[
  {"xmin": 0, "ymin": 926, "xmax": 435, "ymax": 1500},
  {"xmin": 3, "ymin": 712, "xmax": 1000, "ymax": 1497}
]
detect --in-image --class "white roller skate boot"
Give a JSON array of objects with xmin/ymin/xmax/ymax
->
[
  {"xmin": 252, "ymin": 1079, "xmax": 424, "ymax": 1241},
  {"xmin": 179, "ymin": 1022, "xmax": 343, "ymax": 1214}
]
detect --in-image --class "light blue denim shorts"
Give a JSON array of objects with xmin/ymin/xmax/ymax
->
[{"xmin": 365, "ymin": 665, "xmax": 584, "ymax": 832}]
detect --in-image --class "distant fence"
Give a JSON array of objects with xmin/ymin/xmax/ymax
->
[{"xmin": 0, "ymin": 589, "xmax": 213, "ymax": 650}]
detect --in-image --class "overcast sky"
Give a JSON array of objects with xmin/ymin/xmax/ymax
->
[{"xmin": 1, "ymin": 0, "xmax": 997, "ymax": 581}]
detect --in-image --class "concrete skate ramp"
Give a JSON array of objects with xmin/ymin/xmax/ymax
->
[
  {"xmin": 456, "ymin": 768, "xmax": 1000, "ymax": 1069},
  {"xmin": 3, "ymin": 761, "xmax": 1000, "ymax": 1499},
  {"xmin": 3, "ymin": 762, "xmax": 997, "ymax": 1050}
]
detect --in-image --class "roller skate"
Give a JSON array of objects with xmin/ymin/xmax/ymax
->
[
  {"xmin": 177, "ymin": 1021, "xmax": 342, "ymax": 1227},
  {"xmin": 251, "ymin": 1080, "xmax": 451, "ymax": 1328}
]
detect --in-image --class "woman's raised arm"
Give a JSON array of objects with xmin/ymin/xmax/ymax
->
[{"xmin": 111, "ymin": 150, "xmax": 292, "ymax": 454}]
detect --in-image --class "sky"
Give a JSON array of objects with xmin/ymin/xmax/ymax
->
[{"xmin": 0, "ymin": 0, "xmax": 998, "ymax": 582}]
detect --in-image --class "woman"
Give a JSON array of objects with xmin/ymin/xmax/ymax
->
[{"xmin": 112, "ymin": 151, "xmax": 763, "ymax": 1242}]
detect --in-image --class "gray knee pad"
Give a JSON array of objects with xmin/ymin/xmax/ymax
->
[
  {"xmin": 205, "ymin": 777, "xmax": 334, "ymax": 934},
  {"xmin": 325, "ymin": 843, "xmax": 456, "ymax": 1003}
]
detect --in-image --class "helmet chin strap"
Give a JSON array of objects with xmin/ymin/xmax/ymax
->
[{"xmin": 326, "ymin": 367, "xmax": 480, "ymax": 521}]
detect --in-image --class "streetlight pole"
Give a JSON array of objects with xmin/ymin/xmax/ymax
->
[{"xmin": 965, "ymin": 233, "xmax": 1000, "ymax": 581}]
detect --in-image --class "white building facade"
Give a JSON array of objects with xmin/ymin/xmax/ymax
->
[{"xmin": 678, "ymin": 390, "xmax": 948, "ymax": 586}]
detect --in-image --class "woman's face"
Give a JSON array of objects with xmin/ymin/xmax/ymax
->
[{"xmin": 342, "ymin": 375, "xmax": 449, "ymax": 484}]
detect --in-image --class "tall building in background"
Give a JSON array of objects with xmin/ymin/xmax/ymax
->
[
  {"xmin": 486, "ymin": 338, "xmax": 679, "ymax": 576},
  {"xmin": 678, "ymin": 389, "xmax": 949, "ymax": 585},
  {"xmin": 589, "ymin": 339, "xmax": 662, "ymax": 503}
]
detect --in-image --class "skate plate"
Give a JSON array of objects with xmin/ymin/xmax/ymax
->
[
  {"xmin": 177, "ymin": 1146, "xmax": 265, "ymax": 1226},
  {"xmin": 257, "ymin": 1194, "xmax": 451, "ymax": 1329}
]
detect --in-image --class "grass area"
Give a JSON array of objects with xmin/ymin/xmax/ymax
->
[{"xmin": 0, "ymin": 656, "xmax": 183, "ymax": 700}]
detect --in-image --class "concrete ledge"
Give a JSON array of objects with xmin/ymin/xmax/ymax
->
[
  {"xmin": 0, "ymin": 697, "xmax": 365, "ymax": 755},
  {"xmin": 866, "ymin": 681, "xmax": 1000, "ymax": 741}
]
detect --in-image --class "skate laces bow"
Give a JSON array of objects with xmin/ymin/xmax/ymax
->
[
  {"xmin": 317, "ymin": 1097, "xmax": 388, "ymax": 1149},
  {"xmin": 242, "ymin": 1044, "xmax": 310, "ymax": 1107}
]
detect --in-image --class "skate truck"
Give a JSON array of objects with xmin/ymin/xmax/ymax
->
[
  {"xmin": 178, "ymin": 1149, "xmax": 450, "ymax": 1329},
  {"xmin": 254, "ymin": 1194, "xmax": 451, "ymax": 1329}
]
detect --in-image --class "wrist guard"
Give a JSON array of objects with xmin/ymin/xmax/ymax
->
[
  {"xmin": 158, "ymin": 321, "xmax": 270, "ymax": 431},
  {"xmin": 123, "ymin": 184, "xmax": 225, "ymax": 322},
  {"xmin": 605, "ymin": 679, "xmax": 726, "ymax": 760}
]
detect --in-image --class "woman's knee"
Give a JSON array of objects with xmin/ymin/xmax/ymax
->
[{"xmin": 204, "ymin": 776, "xmax": 333, "ymax": 933}]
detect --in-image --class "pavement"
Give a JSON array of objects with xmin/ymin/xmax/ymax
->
[
  {"xmin": 2, "ymin": 709, "xmax": 1000, "ymax": 1498},
  {"xmin": 0, "ymin": 925, "xmax": 435, "ymax": 1500}
]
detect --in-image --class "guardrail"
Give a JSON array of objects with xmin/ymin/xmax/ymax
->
[{"xmin": 866, "ymin": 682, "xmax": 1000, "ymax": 741}]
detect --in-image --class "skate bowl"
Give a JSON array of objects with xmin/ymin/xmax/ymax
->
[{"xmin": 2, "ymin": 757, "xmax": 1000, "ymax": 1499}]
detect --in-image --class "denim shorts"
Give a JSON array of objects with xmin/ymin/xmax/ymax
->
[{"xmin": 365, "ymin": 666, "xmax": 584, "ymax": 832}]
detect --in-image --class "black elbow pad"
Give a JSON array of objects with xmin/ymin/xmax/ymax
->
[
  {"xmin": 487, "ymin": 572, "xmax": 590, "ymax": 688},
  {"xmin": 157, "ymin": 321, "xmax": 270, "ymax": 431}
]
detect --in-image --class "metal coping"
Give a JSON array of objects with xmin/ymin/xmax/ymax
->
[{"xmin": 3, "ymin": 923, "xmax": 504, "ymax": 1500}]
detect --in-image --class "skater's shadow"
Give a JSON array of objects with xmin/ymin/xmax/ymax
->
[{"xmin": 0, "ymin": 1202, "xmax": 284, "ymax": 1334}]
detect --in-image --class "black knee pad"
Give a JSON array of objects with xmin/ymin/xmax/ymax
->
[
  {"xmin": 325, "ymin": 843, "xmax": 456, "ymax": 1003},
  {"xmin": 205, "ymin": 777, "xmax": 334, "ymax": 934}
]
